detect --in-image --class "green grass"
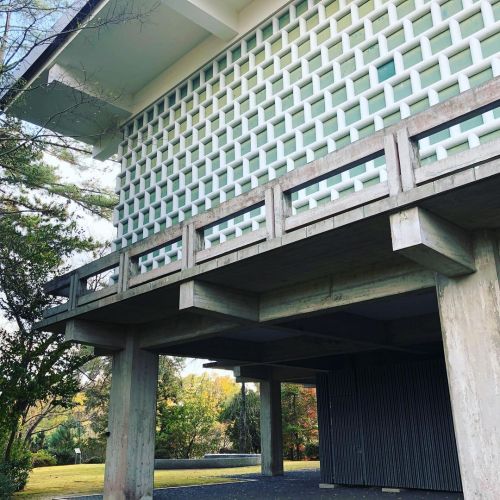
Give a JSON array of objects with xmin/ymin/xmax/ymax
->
[{"xmin": 16, "ymin": 460, "xmax": 320, "ymax": 499}]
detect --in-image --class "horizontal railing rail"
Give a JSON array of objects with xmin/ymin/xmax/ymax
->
[{"xmin": 42, "ymin": 77, "xmax": 500, "ymax": 319}]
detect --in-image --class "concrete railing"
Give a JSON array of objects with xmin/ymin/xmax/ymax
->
[{"xmin": 42, "ymin": 77, "xmax": 500, "ymax": 320}]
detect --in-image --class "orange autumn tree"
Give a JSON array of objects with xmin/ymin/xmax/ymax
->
[{"xmin": 281, "ymin": 384, "xmax": 318, "ymax": 460}]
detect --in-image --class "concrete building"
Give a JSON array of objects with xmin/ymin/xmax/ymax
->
[{"xmin": 2, "ymin": 0, "xmax": 500, "ymax": 498}]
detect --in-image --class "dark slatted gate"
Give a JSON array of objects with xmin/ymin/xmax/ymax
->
[{"xmin": 317, "ymin": 357, "xmax": 462, "ymax": 492}]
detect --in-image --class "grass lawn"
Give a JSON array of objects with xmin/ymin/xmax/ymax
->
[{"xmin": 16, "ymin": 460, "xmax": 320, "ymax": 499}]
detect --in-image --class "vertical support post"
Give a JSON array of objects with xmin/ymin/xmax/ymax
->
[
  {"xmin": 265, "ymin": 188, "xmax": 276, "ymax": 240},
  {"xmin": 273, "ymin": 184, "xmax": 291, "ymax": 238},
  {"xmin": 260, "ymin": 379, "xmax": 283, "ymax": 476},
  {"xmin": 436, "ymin": 230, "xmax": 500, "ymax": 500},
  {"xmin": 118, "ymin": 251, "xmax": 137, "ymax": 293},
  {"xmin": 104, "ymin": 331, "xmax": 159, "ymax": 500},
  {"xmin": 396, "ymin": 126, "xmax": 419, "ymax": 192},
  {"xmin": 182, "ymin": 222, "xmax": 198, "ymax": 269},
  {"xmin": 384, "ymin": 132, "xmax": 402, "ymax": 197},
  {"xmin": 68, "ymin": 273, "xmax": 84, "ymax": 309}
]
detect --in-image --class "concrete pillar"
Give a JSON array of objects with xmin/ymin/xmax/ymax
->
[
  {"xmin": 436, "ymin": 230, "xmax": 500, "ymax": 500},
  {"xmin": 103, "ymin": 332, "xmax": 159, "ymax": 500},
  {"xmin": 260, "ymin": 379, "xmax": 283, "ymax": 476}
]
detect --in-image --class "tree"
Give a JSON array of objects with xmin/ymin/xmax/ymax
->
[
  {"xmin": 281, "ymin": 384, "xmax": 318, "ymax": 460},
  {"xmin": 156, "ymin": 374, "xmax": 237, "ymax": 459},
  {"xmin": 220, "ymin": 385, "xmax": 261, "ymax": 453}
]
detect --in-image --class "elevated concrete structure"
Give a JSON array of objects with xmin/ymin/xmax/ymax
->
[{"xmin": 3, "ymin": 0, "xmax": 500, "ymax": 498}]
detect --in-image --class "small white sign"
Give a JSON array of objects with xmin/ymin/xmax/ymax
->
[{"xmin": 74, "ymin": 448, "xmax": 81, "ymax": 454}]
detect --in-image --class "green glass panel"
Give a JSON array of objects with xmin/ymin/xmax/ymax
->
[
  {"xmin": 340, "ymin": 57, "xmax": 356, "ymax": 77},
  {"xmin": 257, "ymin": 130, "xmax": 267, "ymax": 146},
  {"xmin": 429, "ymin": 128, "xmax": 450, "ymax": 144},
  {"xmin": 345, "ymin": 104, "xmax": 361, "ymax": 125},
  {"xmin": 293, "ymin": 109, "xmax": 305, "ymax": 127},
  {"xmin": 279, "ymin": 12, "xmax": 290, "ymax": 28},
  {"xmin": 288, "ymin": 24, "xmax": 301, "ymax": 42},
  {"xmin": 284, "ymin": 137, "xmax": 296, "ymax": 155},
  {"xmin": 372, "ymin": 12, "xmax": 389, "ymax": 34},
  {"xmin": 328, "ymin": 40, "xmax": 343, "ymax": 60},
  {"xmin": 281, "ymin": 92, "xmax": 294, "ymax": 110},
  {"xmin": 448, "ymin": 48, "xmax": 472, "ymax": 73},
  {"xmin": 323, "ymin": 115, "xmax": 338, "ymax": 135},
  {"xmin": 377, "ymin": 59, "xmax": 396, "ymax": 82},
  {"xmin": 413, "ymin": 11, "xmax": 433, "ymax": 36},
  {"xmin": 290, "ymin": 65, "xmax": 303, "ymax": 83},
  {"xmin": 430, "ymin": 29, "xmax": 452, "ymax": 54},
  {"xmin": 446, "ymin": 141, "xmax": 469, "ymax": 157},
  {"xmin": 396, "ymin": 0, "xmax": 414, "ymax": 18},
  {"xmin": 441, "ymin": 0, "xmax": 462, "ymax": 19},
  {"xmin": 303, "ymin": 126, "xmax": 316, "ymax": 145},
  {"xmin": 337, "ymin": 12, "xmax": 352, "ymax": 31},
  {"xmin": 331, "ymin": 85, "xmax": 347, "ymax": 106},
  {"xmin": 469, "ymin": 67, "xmax": 493, "ymax": 88},
  {"xmin": 312, "ymin": 97, "xmax": 325, "ymax": 117},
  {"xmin": 306, "ymin": 13, "xmax": 320, "ymax": 30},
  {"xmin": 325, "ymin": 0, "xmax": 339, "ymax": 18},
  {"xmin": 410, "ymin": 97, "xmax": 429, "ymax": 114},
  {"xmin": 350, "ymin": 27, "xmax": 365, "ymax": 47},
  {"xmin": 296, "ymin": 0, "xmax": 308, "ymax": 16},
  {"xmin": 274, "ymin": 118, "xmax": 286, "ymax": 136},
  {"xmin": 301, "ymin": 81, "xmax": 314, "ymax": 99},
  {"xmin": 358, "ymin": 0, "xmax": 374, "ymax": 17},
  {"xmin": 420, "ymin": 65, "xmax": 441, "ymax": 88},
  {"xmin": 460, "ymin": 115, "xmax": 483, "ymax": 132},
  {"xmin": 384, "ymin": 110, "xmax": 401, "ymax": 126},
  {"xmin": 320, "ymin": 70, "xmax": 335, "ymax": 89},
  {"xmin": 262, "ymin": 23, "xmax": 273, "ymax": 40},
  {"xmin": 280, "ymin": 50, "xmax": 292, "ymax": 69},
  {"xmin": 403, "ymin": 45, "xmax": 423, "ymax": 69},
  {"xmin": 460, "ymin": 11, "xmax": 484, "ymax": 38},
  {"xmin": 363, "ymin": 42, "xmax": 379, "ymax": 63},
  {"xmin": 317, "ymin": 26, "xmax": 331, "ymax": 45},
  {"xmin": 479, "ymin": 128, "xmax": 500, "ymax": 144},
  {"xmin": 481, "ymin": 32, "xmax": 500, "ymax": 58},
  {"xmin": 309, "ymin": 53, "xmax": 322, "ymax": 72},
  {"xmin": 358, "ymin": 123, "xmax": 375, "ymax": 138},
  {"xmin": 369, "ymin": 92, "xmax": 386, "ymax": 113},
  {"xmin": 266, "ymin": 147, "xmax": 278, "ymax": 164},
  {"xmin": 298, "ymin": 40, "xmax": 311, "ymax": 57},
  {"xmin": 354, "ymin": 73, "xmax": 370, "ymax": 94}
]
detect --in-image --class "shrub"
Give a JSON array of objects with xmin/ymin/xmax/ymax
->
[
  {"xmin": 0, "ymin": 450, "xmax": 33, "ymax": 495},
  {"xmin": 84, "ymin": 456, "xmax": 102, "ymax": 464},
  {"xmin": 31, "ymin": 450, "xmax": 57, "ymax": 468}
]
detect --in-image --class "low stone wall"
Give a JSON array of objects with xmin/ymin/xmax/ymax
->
[{"xmin": 154, "ymin": 453, "xmax": 261, "ymax": 470}]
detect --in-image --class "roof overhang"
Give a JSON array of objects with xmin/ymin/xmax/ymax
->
[{"xmin": 1, "ymin": 0, "xmax": 254, "ymax": 159}]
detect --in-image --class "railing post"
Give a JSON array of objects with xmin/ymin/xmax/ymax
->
[
  {"xmin": 396, "ymin": 127, "xmax": 419, "ymax": 192},
  {"xmin": 273, "ymin": 184, "xmax": 291, "ymax": 238},
  {"xmin": 118, "ymin": 251, "xmax": 137, "ymax": 293},
  {"xmin": 182, "ymin": 222, "xmax": 199, "ymax": 270},
  {"xmin": 68, "ymin": 273, "xmax": 84, "ymax": 310},
  {"xmin": 384, "ymin": 132, "xmax": 402, "ymax": 197}
]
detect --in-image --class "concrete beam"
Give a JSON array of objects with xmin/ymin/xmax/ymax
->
[
  {"xmin": 139, "ymin": 314, "xmax": 239, "ymax": 350},
  {"xmin": 260, "ymin": 380, "xmax": 283, "ymax": 476},
  {"xmin": 179, "ymin": 280, "xmax": 259, "ymax": 322},
  {"xmin": 104, "ymin": 333, "xmax": 159, "ymax": 499},
  {"xmin": 260, "ymin": 262, "xmax": 435, "ymax": 322},
  {"xmin": 390, "ymin": 207, "xmax": 475, "ymax": 277},
  {"xmin": 436, "ymin": 230, "xmax": 500, "ymax": 499},
  {"xmin": 65, "ymin": 319, "xmax": 125, "ymax": 350},
  {"xmin": 161, "ymin": 0, "xmax": 238, "ymax": 41}
]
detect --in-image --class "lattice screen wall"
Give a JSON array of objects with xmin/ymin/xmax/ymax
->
[{"xmin": 115, "ymin": 0, "xmax": 500, "ymax": 271}]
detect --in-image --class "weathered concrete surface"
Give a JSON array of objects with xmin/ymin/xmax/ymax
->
[
  {"xmin": 436, "ymin": 231, "xmax": 500, "ymax": 500},
  {"xmin": 103, "ymin": 332, "xmax": 159, "ymax": 500},
  {"xmin": 260, "ymin": 380, "xmax": 283, "ymax": 477}
]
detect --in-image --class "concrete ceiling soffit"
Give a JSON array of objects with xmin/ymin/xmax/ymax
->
[{"xmin": 161, "ymin": 0, "xmax": 239, "ymax": 41}]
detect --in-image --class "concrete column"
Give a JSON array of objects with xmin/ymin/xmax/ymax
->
[
  {"xmin": 436, "ymin": 230, "xmax": 500, "ymax": 500},
  {"xmin": 260, "ymin": 380, "xmax": 283, "ymax": 476},
  {"xmin": 103, "ymin": 332, "xmax": 159, "ymax": 500}
]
